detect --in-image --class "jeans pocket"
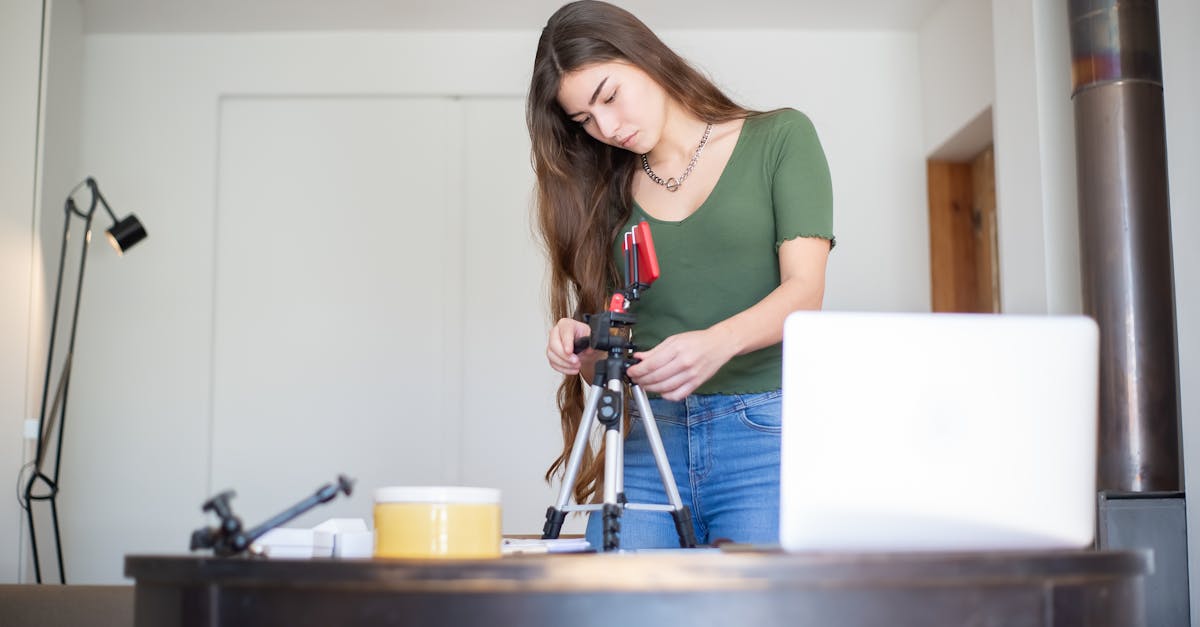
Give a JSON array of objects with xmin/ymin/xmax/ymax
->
[{"xmin": 736, "ymin": 391, "xmax": 782, "ymax": 433}]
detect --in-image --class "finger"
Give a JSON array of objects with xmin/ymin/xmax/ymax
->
[
  {"xmin": 642, "ymin": 370, "xmax": 693, "ymax": 398},
  {"xmin": 570, "ymin": 322, "xmax": 592, "ymax": 354},
  {"xmin": 660, "ymin": 372, "xmax": 702, "ymax": 401},
  {"xmin": 628, "ymin": 345, "xmax": 672, "ymax": 379},
  {"xmin": 632, "ymin": 360, "xmax": 681, "ymax": 387},
  {"xmin": 659, "ymin": 383, "xmax": 695, "ymax": 402},
  {"xmin": 633, "ymin": 352, "xmax": 690, "ymax": 388},
  {"xmin": 547, "ymin": 336, "xmax": 567, "ymax": 363},
  {"xmin": 562, "ymin": 350, "xmax": 581, "ymax": 369},
  {"xmin": 546, "ymin": 349, "xmax": 580, "ymax": 375},
  {"xmin": 552, "ymin": 319, "xmax": 583, "ymax": 343},
  {"xmin": 555, "ymin": 330, "xmax": 582, "ymax": 364},
  {"xmin": 546, "ymin": 335, "xmax": 580, "ymax": 370},
  {"xmin": 634, "ymin": 341, "xmax": 691, "ymax": 384}
]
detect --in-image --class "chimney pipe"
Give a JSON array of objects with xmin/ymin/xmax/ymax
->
[{"xmin": 1068, "ymin": 0, "xmax": 1182, "ymax": 492}]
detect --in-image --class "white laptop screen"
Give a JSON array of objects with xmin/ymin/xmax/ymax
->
[{"xmin": 780, "ymin": 312, "xmax": 1099, "ymax": 551}]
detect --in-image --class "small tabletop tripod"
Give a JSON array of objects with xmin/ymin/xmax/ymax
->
[
  {"xmin": 542, "ymin": 222, "xmax": 697, "ymax": 551},
  {"xmin": 190, "ymin": 474, "xmax": 354, "ymax": 557}
]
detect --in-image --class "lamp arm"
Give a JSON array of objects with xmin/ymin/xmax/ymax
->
[
  {"xmin": 47, "ymin": 208, "xmax": 96, "ymax": 487},
  {"xmin": 34, "ymin": 206, "xmax": 75, "ymax": 454},
  {"xmin": 65, "ymin": 198, "xmax": 88, "ymax": 220},
  {"xmin": 35, "ymin": 353, "xmax": 72, "ymax": 472},
  {"xmin": 86, "ymin": 177, "xmax": 119, "ymax": 224},
  {"xmin": 40, "ymin": 178, "xmax": 137, "ymax": 452},
  {"xmin": 63, "ymin": 178, "xmax": 89, "ymax": 219},
  {"xmin": 33, "ymin": 204, "xmax": 97, "ymax": 487}
]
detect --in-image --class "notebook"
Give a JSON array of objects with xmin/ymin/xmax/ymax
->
[{"xmin": 779, "ymin": 311, "xmax": 1099, "ymax": 552}]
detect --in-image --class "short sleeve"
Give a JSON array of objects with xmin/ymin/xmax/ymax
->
[{"xmin": 770, "ymin": 110, "xmax": 834, "ymax": 249}]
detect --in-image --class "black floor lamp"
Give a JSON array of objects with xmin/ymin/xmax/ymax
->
[{"xmin": 21, "ymin": 177, "xmax": 147, "ymax": 584}]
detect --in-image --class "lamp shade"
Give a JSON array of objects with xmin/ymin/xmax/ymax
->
[{"xmin": 106, "ymin": 214, "xmax": 148, "ymax": 254}]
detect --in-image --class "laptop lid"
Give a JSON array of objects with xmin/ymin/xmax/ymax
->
[{"xmin": 780, "ymin": 312, "xmax": 1099, "ymax": 551}]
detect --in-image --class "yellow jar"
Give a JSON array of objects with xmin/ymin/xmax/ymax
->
[{"xmin": 373, "ymin": 487, "xmax": 502, "ymax": 559}]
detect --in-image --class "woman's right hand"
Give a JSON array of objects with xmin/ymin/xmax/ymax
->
[{"xmin": 546, "ymin": 318, "xmax": 597, "ymax": 376}]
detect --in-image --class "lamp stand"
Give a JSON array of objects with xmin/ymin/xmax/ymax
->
[{"xmin": 21, "ymin": 178, "xmax": 147, "ymax": 583}]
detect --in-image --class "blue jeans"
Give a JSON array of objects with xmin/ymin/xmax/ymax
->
[{"xmin": 584, "ymin": 390, "xmax": 782, "ymax": 549}]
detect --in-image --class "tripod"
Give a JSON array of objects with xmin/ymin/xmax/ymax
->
[
  {"xmin": 541, "ymin": 221, "xmax": 697, "ymax": 551},
  {"xmin": 190, "ymin": 475, "xmax": 354, "ymax": 557}
]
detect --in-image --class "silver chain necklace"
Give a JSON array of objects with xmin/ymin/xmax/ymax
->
[{"xmin": 640, "ymin": 123, "xmax": 713, "ymax": 193}]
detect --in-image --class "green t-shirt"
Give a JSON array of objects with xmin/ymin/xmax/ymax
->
[{"xmin": 616, "ymin": 108, "xmax": 834, "ymax": 395}]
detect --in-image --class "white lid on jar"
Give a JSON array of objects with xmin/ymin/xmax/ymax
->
[{"xmin": 374, "ymin": 486, "xmax": 501, "ymax": 504}]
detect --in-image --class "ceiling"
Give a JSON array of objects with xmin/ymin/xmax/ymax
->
[{"xmin": 79, "ymin": 0, "xmax": 945, "ymax": 33}]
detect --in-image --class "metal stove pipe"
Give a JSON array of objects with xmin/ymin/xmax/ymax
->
[{"xmin": 1068, "ymin": 0, "xmax": 1181, "ymax": 492}]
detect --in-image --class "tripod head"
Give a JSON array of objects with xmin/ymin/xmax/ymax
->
[
  {"xmin": 189, "ymin": 490, "xmax": 246, "ymax": 555},
  {"xmin": 189, "ymin": 474, "xmax": 354, "ymax": 557},
  {"xmin": 573, "ymin": 220, "xmax": 659, "ymax": 358}
]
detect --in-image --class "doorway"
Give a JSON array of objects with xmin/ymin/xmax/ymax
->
[{"xmin": 927, "ymin": 145, "xmax": 999, "ymax": 313}]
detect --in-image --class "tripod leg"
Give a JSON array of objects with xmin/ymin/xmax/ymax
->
[
  {"xmin": 614, "ymin": 402, "xmax": 625, "ymax": 504},
  {"xmin": 543, "ymin": 384, "xmax": 603, "ymax": 540},
  {"xmin": 602, "ymin": 503, "xmax": 622, "ymax": 551},
  {"xmin": 601, "ymin": 394, "xmax": 621, "ymax": 508},
  {"xmin": 631, "ymin": 385, "xmax": 697, "ymax": 548},
  {"xmin": 601, "ymin": 404, "xmax": 624, "ymax": 551}
]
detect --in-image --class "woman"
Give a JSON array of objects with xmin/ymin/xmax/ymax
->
[{"xmin": 528, "ymin": 0, "xmax": 833, "ymax": 549}]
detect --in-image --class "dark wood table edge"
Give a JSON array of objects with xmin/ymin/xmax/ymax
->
[{"xmin": 125, "ymin": 549, "xmax": 1152, "ymax": 592}]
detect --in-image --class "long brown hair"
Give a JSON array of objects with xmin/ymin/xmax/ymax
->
[{"xmin": 528, "ymin": 0, "xmax": 752, "ymax": 504}]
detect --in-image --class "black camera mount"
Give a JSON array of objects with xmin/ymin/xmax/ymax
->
[{"xmin": 189, "ymin": 474, "xmax": 354, "ymax": 557}]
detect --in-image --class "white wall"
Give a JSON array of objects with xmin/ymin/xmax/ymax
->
[
  {"xmin": 918, "ymin": 0, "xmax": 993, "ymax": 157},
  {"xmin": 1027, "ymin": 0, "xmax": 1080, "ymax": 317},
  {"xmin": 676, "ymin": 31, "xmax": 928, "ymax": 311},
  {"xmin": 0, "ymin": 0, "xmax": 44, "ymax": 585},
  {"xmin": 1160, "ymin": 0, "xmax": 1200, "ymax": 621},
  {"xmin": 28, "ymin": 28, "xmax": 927, "ymax": 583},
  {"xmin": 917, "ymin": 0, "xmax": 1080, "ymax": 317},
  {"xmin": 17, "ymin": 0, "xmax": 86, "ymax": 584},
  {"xmin": 990, "ymin": 0, "xmax": 1080, "ymax": 315}
]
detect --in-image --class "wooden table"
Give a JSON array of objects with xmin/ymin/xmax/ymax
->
[{"xmin": 125, "ymin": 550, "xmax": 1150, "ymax": 626}]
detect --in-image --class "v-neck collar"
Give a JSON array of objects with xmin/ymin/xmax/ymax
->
[{"xmin": 632, "ymin": 117, "xmax": 751, "ymax": 226}]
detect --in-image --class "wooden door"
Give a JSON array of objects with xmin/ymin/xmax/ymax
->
[{"xmin": 927, "ymin": 146, "xmax": 999, "ymax": 312}]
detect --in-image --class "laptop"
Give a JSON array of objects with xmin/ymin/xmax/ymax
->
[{"xmin": 779, "ymin": 311, "xmax": 1099, "ymax": 552}]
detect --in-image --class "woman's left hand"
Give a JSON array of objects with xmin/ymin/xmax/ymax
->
[{"xmin": 626, "ymin": 327, "xmax": 738, "ymax": 401}]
